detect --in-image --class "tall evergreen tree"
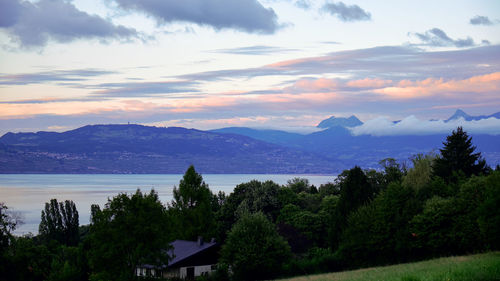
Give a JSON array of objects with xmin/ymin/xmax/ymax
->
[
  {"xmin": 170, "ymin": 165, "xmax": 216, "ymax": 240},
  {"xmin": 433, "ymin": 127, "xmax": 488, "ymax": 182},
  {"xmin": 330, "ymin": 166, "xmax": 374, "ymax": 248}
]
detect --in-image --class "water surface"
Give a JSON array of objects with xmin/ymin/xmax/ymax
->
[{"xmin": 0, "ymin": 174, "xmax": 335, "ymax": 235}]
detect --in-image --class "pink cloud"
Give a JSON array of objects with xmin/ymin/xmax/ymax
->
[
  {"xmin": 287, "ymin": 78, "xmax": 339, "ymax": 93},
  {"xmin": 0, "ymin": 99, "xmax": 174, "ymax": 119},
  {"xmin": 374, "ymin": 72, "xmax": 500, "ymax": 99},
  {"xmin": 347, "ymin": 78, "xmax": 392, "ymax": 88},
  {"xmin": 0, "ymin": 101, "xmax": 120, "ymax": 119},
  {"xmin": 3, "ymin": 72, "xmax": 498, "ymax": 122}
]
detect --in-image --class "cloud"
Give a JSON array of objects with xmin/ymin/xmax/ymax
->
[
  {"xmin": 0, "ymin": 69, "xmax": 117, "ymax": 85},
  {"xmin": 179, "ymin": 45, "xmax": 500, "ymax": 82},
  {"xmin": 284, "ymin": 77, "xmax": 339, "ymax": 93},
  {"xmin": 91, "ymin": 81, "xmax": 200, "ymax": 97},
  {"xmin": 346, "ymin": 78, "xmax": 392, "ymax": 88},
  {"xmin": 148, "ymin": 115, "xmax": 325, "ymax": 133},
  {"xmin": 178, "ymin": 67, "xmax": 282, "ymax": 82},
  {"xmin": 270, "ymin": 71, "xmax": 500, "ymax": 101},
  {"xmin": 373, "ymin": 72, "xmax": 500, "ymax": 99},
  {"xmin": 294, "ymin": 0, "xmax": 311, "ymax": 10},
  {"xmin": 111, "ymin": 0, "xmax": 279, "ymax": 34},
  {"xmin": 321, "ymin": 41, "xmax": 341, "ymax": 45},
  {"xmin": 321, "ymin": 1, "xmax": 371, "ymax": 22},
  {"xmin": 0, "ymin": 100, "xmax": 137, "ymax": 119},
  {"xmin": 412, "ymin": 28, "xmax": 475, "ymax": 48},
  {"xmin": 0, "ymin": 0, "xmax": 22, "ymax": 28},
  {"xmin": 0, "ymin": 0, "xmax": 138, "ymax": 47},
  {"xmin": 350, "ymin": 115, "xmax": 500, "ymax": 136},
  {"xmin": 470, "ymin": 15, "xmax": 493, "ymax": 25},
  {"xmin": 3, "ymin": 45, "xmax": 500, "ymax": 126},
  {"xmin": 210, "ymin": 45, "xmax": 298, "ymax": 55},
  {"xmin": 0, "ymin": 97, "xmax": 90, "ymax": 104}
]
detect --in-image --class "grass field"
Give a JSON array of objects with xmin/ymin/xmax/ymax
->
[{"xmin": 277, "ymin": 252, "xmax": 500, "ymax": 281}]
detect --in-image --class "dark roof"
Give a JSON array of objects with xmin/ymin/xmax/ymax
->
[
  {"xmin": 139, "ymin": 239, "xmax": 218, "ymax": 269},
  {"xmin": 168, "ymin": 239, "xmax": 218, "ymax": 267}
]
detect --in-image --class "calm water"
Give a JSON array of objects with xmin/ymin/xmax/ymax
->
[{"xmin": 0, "ymin": 174, "xmax": 335, "ymax": 235}]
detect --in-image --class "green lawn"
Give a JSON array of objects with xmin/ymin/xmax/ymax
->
[{"xmin": 277, "ymin": 252, "xmax": 500, "ymax": 281}]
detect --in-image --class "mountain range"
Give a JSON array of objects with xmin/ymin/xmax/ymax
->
[
  {"xmin": 0, "ymin": 125, "xmax": 342, "ymax": 174},
  {"xmin": 1, "ymin": 110, "xmax": 499, "ymax": 174}
]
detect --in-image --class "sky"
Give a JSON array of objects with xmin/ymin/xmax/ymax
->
[{"xmin": 1, "ymin": 0, "xmax": 500, "ymax": 136}]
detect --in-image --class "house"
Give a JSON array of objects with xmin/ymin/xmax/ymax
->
[{"xmin": 136, "ymin": 237, "xmax": 219, "ymax": 280}]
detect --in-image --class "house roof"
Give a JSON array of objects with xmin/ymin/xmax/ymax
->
[
  {"xmin": 168, "ymin": 239, "xmax": 218, "ymax": 267},
  {"xmin": 139, "ymin": 239, "xmax": 218, "ymax": 269}
]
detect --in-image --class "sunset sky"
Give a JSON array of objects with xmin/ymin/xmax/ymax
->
[{"xmin": 1, "ymin": 0, "xmax": 500, "ymax": 135}]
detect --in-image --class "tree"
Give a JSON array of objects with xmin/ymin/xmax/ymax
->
[
  {"xmin": 39, "ymin": 199, "xmax": 79, "ymax": 246},
  {"xmin": 410, "ymin": 196, "xmax": 458, "ymax": 256},
  {"xmin": 0, "ymin": 203, "xmax": 18, "ymax": 253},
  {"xmin": 338, "ymin": 182, "xmax": 419, "ymax": 265},
  {"xmin": 216, "ymin": 180, "xmax": 282, "ymax": 242},
  {"xmin": 46, "ymin": 245, "xmax": 87, "ymax": 281},
  {"xmin": 330, "ymin": 166, "xmax": 374, "ymax": 248},
  {"xmin": 433, "ymin": 127, "xmax": 488, "ymax": 182},
  {"xmin": 478, "ymin": 171, "xmax": 500, "ymax": 250},
  {"xmin": 277, "ymin": 204, "xmax": 325, "ymax": 248},
  {"xmin": 221, "ymin": 212, "xmax": 291, "ymax": 280},
  {"xmin": 1, "ymin": 203, "xmax": 21, "ymax": 278},
  {"xmin": 403, "ymin": 153, "xmax": 436, "ymax": 191},
  {"xmin": 88, "ymin": 189, "xmax": 172, "ymax": 281},
  {"xmin": 235, "ymin": 180, "xmax": 282, "ymax": 221},
  {"xmin": 287, "ymin": 178, "xmax": 313, "ymax": 193},
  {"xmin": 7, "ymin": 235, "xmax": 52, "ymax": 281},
  {"xmin": 379, "ymin": 158, "xmax": 405, "ymax": 186},
  {"xmin": 337, "ymin": 166, "xmax": 374, "ymax": 216},
  {"xmin": 170, "ymin": 165, "xmax": 216, "ymax": 240}
]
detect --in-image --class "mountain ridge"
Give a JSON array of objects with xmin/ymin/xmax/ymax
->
[
  {"xmin": 445, "ymin": 109, "xmax": 500, "ymax": 122},
  {"xmin": 2, "ymin": 109, "xmax": 500, "ymax": 174},
  {"xmin": 0, "ymin": 124, "xmax": 342, "ymax": 174}
]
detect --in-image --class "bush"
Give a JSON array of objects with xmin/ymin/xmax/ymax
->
[{"xmin": 282, "ymin": 247, "xmax": 339, "ymax": 277}]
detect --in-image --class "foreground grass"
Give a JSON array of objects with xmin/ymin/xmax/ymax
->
[{"xmin": 277, "ymin": 252, "xmax": 500, "ymax": 281}]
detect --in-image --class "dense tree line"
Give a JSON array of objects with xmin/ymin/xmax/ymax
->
[{"xmin": 0, "ymin": 127, "xmax": 499, "ymax": 281}]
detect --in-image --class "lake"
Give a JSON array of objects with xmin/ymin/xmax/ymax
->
[{"xmin": 0, "ymin": 174, "xmax": 335, "ymax": 235}]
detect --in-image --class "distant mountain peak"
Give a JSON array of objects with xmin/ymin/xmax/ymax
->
[
  {"xmin": 446, "ymin": 109, "xmax": 471, "ymax": 121},
  {"xmin": 445, "ymin": 109, "xmax": 500, "ymax": 122},
  {"xmin": 317, "ymin": 115, "xmax": 363, "ymax": 128}
]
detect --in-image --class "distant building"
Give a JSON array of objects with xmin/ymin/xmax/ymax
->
[{"xmin": 136, "ymin": 237, "xmax": 219, "ymax": 280}]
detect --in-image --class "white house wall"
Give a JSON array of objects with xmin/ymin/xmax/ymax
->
[{"xmin": 179, "ymin": 264, "xmax": 214, "ymax": 279}]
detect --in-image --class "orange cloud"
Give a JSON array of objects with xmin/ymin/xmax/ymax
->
[
  {"xmin": 290, "ymin": 78, "xmax": 339, "ymax": 92},
  {"xmin": 374, "ymin": 72, "xmax": 500, "ymax": 99},
  {"xmin": 0, "ymin": 101, "xmax": 121, "ymax": 119},
  {"xmin": 347, "ymin": 78, "xmax": 392, "ymax": 88},
  {"xmin": 8, "ymin": 72, "xmax": 497, "ymax": 120}
]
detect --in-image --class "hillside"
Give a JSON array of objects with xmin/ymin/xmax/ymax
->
[
  {"xmin": 0, "ymin": 124, "xmax": 342, "ymax": 174},
  {"xmin": 277, "ymin": 252, "xmax": 500, "ymax": 281}
]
